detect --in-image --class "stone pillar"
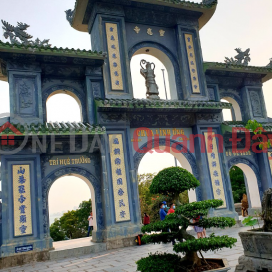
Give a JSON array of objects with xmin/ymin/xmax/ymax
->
[
  {"xmin": 0, "ymin": 154, "xmax": 50, "ymax": 257},
  {"xmin": 89, "ymin": 3, "xmax": 133, "ymax": 99},
  {"xmin": 193, "ymin": 114, "xmax": 238, "ymax": 219},
  {"xmin": 176, "ymin": 20, "xmax": 209, "ymax": 101},
  {"xmin": 100, "ymin": 130, "xmax": 141, "ymax": 248},
  {"xmin": 85, "ymin": 66, "xmax": 104, "ymax": 124},
  {"xmin": 241, "ymin": 86, "xmax": 268, "ymax": 122},
  {"xmin": 7, "ymin": 62, "xmax": 43, "ymax": 125},
  {"xmin": 259, "ymin": 152, "xmax": 272, "ymax": 193}
]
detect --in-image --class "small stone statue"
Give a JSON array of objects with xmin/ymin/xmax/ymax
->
[
  {"xmin": 241, "ymin": 194, "xmax": 249, "ymax": 217},
  {"xmin": 140, "ymin": 60, "xmax": 160, "ymax": 100}
]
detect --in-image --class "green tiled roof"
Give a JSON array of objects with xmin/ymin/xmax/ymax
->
[
  {"xmin": 95, "ymin": 98, "xmax": 231, "ymax": 110},
  {"xmin": 204, "ymin": 62, "xmax": 272, "ymax": 83},
  {"xmin": 0, "ymin": 41, "xmax": 106, "ymax": 59},
  {"xmin": 0, "ymin": 122, "xmax": 106, "ymax": 136},
  {"xmin": 204, "ymin": 61, "xmax": 272, "ymax": 74},
  {"xmin": 221, "ymin": 121, "xmax": 272, "ymax": 133}
]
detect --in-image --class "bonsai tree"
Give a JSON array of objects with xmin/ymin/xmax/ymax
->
[{"xmin": 137, "ymin": 167, "xmax": 237, "ymax": 272}]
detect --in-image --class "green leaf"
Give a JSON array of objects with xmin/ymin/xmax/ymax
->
[
  {"xmin": 242, "ymin": 216, "xmax": 253, "ymax": 224},
  {"xmin": 245, "ymin": 219, "xmax": 258, "ymax": 227}
]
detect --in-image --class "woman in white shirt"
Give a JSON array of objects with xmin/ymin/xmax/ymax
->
[{"xmin": 87, "ymin": 212, "xmax": 93, "ymax": 237}]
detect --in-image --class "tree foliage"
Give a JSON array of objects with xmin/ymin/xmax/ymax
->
[
  {"xmin": 50, "ymin": 219, "xmax": 65, "ymax": 242},
  {"xmin": 137, "ymin": 167, "xmax": 237, "ymax": 272},
  {"xmin": 150, "ymin": 167, "xmax": 200, "ymax": 201},
  {"xmin": 245, "ymin": 119, "xmax": 271, "ymax": 149},
  {"xmin": 229, "ymin": 166, "xmax": 246, "ymax": 203},
  {"xmin": 137, "ymin": 252, "xmax": 184, "ymax": 272},
  {"xmin": 138, "ymin": 173, "xmax": 189, "ymax": 223},
  {"xmin": 50, "ymin": 199, "xmax": 92, "ymax": 241}
]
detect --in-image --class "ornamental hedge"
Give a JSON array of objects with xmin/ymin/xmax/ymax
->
[{"xmin": 136, "ymin": 167, "xmax": 237, "ymax": 272}]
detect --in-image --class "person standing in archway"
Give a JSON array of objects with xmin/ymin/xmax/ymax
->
[
  {"xmin": 167, "ymin": 203, "xmax": 175, "ymax": 215},
  {"xmin": 143, "ymin": 213, "xmax": 150, "ymax": 225},
  {"xmin": 87, "ymin": 212, "xmax": 93, "ymax": 237},
  {"xmin": 159, "ymin": 202, "xmax": 167, "ymax": 221}
]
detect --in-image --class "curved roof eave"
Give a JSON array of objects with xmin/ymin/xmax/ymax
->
[{"xmin": 70, "ymin": 0, "xmax": 217, "ymax": 32}]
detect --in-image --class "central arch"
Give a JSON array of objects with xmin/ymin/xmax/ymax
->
[
  {"xmin": 129, "ymin": 42, "xmax": 182, "ymax": 100},
  {"xmin": 134, "ymin": 138, "xmax": 201, "ymax": 202},
  {"xmin": 42, "ymin": 166, "xmax": 103, "ymax": 243}
]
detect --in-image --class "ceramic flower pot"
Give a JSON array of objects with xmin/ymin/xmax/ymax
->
[{"xmin": 202, "ymin": 258, "xmax": 230, "ymax": 272}]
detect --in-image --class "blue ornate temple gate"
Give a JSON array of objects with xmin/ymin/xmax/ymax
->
[{"xmin": 0, "ymin": 0, "xmax": 272, "ymax": 263}]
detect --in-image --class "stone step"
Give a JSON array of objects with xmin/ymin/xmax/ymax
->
[{"xmin": 49, "ymin": 237, "xmax": 107, "ymax": 261}]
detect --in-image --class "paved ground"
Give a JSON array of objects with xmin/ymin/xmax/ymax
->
[{"xmin": 2, "ymin": 226, "xmax": 249, "ymax": 272}]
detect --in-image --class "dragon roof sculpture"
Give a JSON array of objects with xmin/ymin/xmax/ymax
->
[
  {"xmin": 1, "ymin": 20, "xmax": 51, "ymax": 47},
  {"xmin": 224, "ymin": 48, "xmax": 251, "ymax": 66}
]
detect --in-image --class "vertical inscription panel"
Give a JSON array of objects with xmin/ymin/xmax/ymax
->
[
  {"xmin": 184, "ymin": 34, "xmax": 200, "ymax": 94},
  {"xmin": 105, "ymin": 23, "xmax": 124, "ymax": 91},
  {"xmin": 204, "ymin": 132, "xmax": 227, "ymax": 208},
  {"xmin": 13, "ymin": 165, "xmax": 33, "ymax": 236},
  {"xmin": 109, "ymin": 134, "xmax": 131, "ymax": 222}
]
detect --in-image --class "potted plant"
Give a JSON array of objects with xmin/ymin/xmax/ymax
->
[
  {"xmin": 136, "ymin": 167, "xmax": 237, "ymax": 272},
  {"xmin": 233, "ymin": 120, "xmax": 272, "ymax": 271},
  {"xmin": 235, "ymin": 188, "xmax": 272, "ymax": 272}
]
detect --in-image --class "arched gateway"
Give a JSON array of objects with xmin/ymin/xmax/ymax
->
[{"xmin": 0, "ymin": 0, "xmax": 272, "ymax": 265}]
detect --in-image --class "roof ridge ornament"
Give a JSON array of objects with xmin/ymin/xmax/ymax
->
[
  {"xmin": 266, "ymin": 58, "xmax": 272, "ymax": 68},
  {"xmin": 1, "ymin": 20, "xmax": 51, "ymax": 47},
  {"xmin": 65, "ymin": 9, "xmax": 74, "ymax": 26},
  {"xmin": 224, "ymin": 48, "xmax": 251, "ymax": 66}
]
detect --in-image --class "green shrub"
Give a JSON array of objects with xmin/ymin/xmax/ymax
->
[
  {"xmin": 136, "ymin": 252, "xmax": 183, "ymax": 272},
  {"xmin": 137, "ymin": 167, "xmax": 237, "ymax": 272}
]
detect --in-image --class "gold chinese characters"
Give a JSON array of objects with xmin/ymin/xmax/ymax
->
[
  {"xmin": 133, "ymin": 27, "xmax": 165, "ymax": 37},
  {"xmin": 134, "ymin": 26, "xmax": 140, "ymax": 34},
  {"xmin": 185, "ymin": 33, "xmax": 200, "ymax": 94},
  {"xmin": 106, "ymin": 23, "xmax": 124, "ymax": 90}
]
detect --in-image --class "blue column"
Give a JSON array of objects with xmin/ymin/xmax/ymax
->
[
  {"xmin": 193, "ymin": 122, "xmax": 238, "ymax": 219},
  {"xmin": 89, "ymin": 5, "xmax": 133, "ymax": 99},
  {"xmin": 101, "ymin": 129, "xmax": 141, "ymax": 242},
  {"xmin": 0, "ymin": 154, "xmax": 51, "ymax": 257}
]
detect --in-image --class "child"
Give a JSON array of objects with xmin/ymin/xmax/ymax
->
[{"xmin": 193, "ymin": 216, "xmax": 204, "ymax": 238}]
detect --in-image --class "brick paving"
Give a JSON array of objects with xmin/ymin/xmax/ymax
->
[{"xmin": 2, "ymin": 226, "xmax": 250, "ymax": 272}]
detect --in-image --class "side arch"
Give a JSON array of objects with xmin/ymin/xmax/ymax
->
[
  {"xmin": 220, "ymin": 91, "xmax": 243, "ymax": 121},
  {"xmin": 228, "ymin": 157, "xmax": 263, "ymax": 208},
  {"xmin": 133, "ymin": 138, "xmax": 201, "ymax": 201},
  {"xmin": 129, "ymin": 41, "xmax": 183, "ymax": 100},
  {"xmin": 42, "ymin": 166, "xmax": 103, "ymax": 241},
  {"xmin": 42, "ymin": 84, "xmax": 87, "ymax": 122}
]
